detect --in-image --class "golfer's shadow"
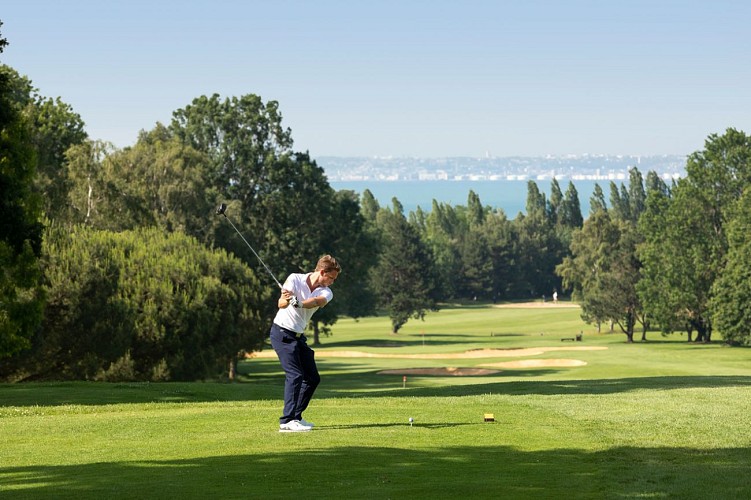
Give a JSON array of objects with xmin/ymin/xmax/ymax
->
[{"xmin": 319, "ymin": 422, "xmax": 480, "ymax": 430}]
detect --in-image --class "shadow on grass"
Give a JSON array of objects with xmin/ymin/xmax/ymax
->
[
  {"xmin": 3, "ymin": 376, "xmax": 751, "ymax": 408},
  {"xmin": 1, "ymin": 445, "xmax": 748, "ymax": 499},
  {"xmin": 352, "ymin": 375, "xmax": 751, "ymax": 398}
]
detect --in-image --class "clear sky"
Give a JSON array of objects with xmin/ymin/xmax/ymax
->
[{"xmin": 2, "ymin": 1, "xmax": 749, "ymax": 158}]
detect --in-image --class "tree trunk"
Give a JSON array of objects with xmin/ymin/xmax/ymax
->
[
  {"xmin": 228, "ymin": 356, "xmax": 236, "ymax": 382},
  {"xmin": 625, "ymin": 312, "xmax": 635, "ymax": 343},
  {"xmin": 312, "ymin": 320, "xmax": 320, "ymax": 346}
]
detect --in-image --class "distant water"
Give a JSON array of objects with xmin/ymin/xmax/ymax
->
[{"xmin": 330, "ymin": 179, "xmax": 606, "ymax": 216}]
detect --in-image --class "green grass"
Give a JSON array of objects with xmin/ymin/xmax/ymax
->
[{"xmin": 2, "ymin": 303, "xmax": 751, "ymax": 499}]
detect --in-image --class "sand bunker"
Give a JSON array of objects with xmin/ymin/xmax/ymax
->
[
  {"xmin": 251, "ymin": 346, "xmax": 606, "ymax": 359},
  {"xmin": 377, "ymin": 367, "xmax": 500, "ymax": 376},
  {"xmin": 481, "ymin": 358, "xmax": 587, "ymax": 368},
  {"xmin": 249, "ymin": 344, "xmax": 602, "ymax": 375},
  {"xmin": 494, "ymin": 302, "xmax": 580, "ymax": 309}
]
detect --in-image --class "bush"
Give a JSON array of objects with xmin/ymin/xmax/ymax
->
[{"xmin": 4, "ymin": 225, "xmax": 271, "ymax": 381}]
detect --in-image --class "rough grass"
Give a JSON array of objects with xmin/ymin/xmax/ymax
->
[{"xmin": 2, "ymin": 302, "xmax": 751, "ymax": 499}]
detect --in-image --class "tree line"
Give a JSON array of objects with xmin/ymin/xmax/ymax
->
[{"xmin": 2, "ymin": 23, "xmax": 751, "ymax": 382}]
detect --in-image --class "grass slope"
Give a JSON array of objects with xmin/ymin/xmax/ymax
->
[{"xmin": 2, "ymin": 303, "xmax": 750, "ymax": 499}]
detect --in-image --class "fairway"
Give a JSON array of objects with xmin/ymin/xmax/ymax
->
[{"xmin": 2, "ymin": 303, "xmax": 751, "ymax": 499}]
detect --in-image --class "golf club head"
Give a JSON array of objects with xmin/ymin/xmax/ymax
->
[{"xmin": 216, "ymin": 203, "xmax": 227, "ymax": 216}]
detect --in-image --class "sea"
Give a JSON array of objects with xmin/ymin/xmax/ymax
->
[{"xmin": 330, "ymin": 179, "xmax": 607, "ymax": 216}]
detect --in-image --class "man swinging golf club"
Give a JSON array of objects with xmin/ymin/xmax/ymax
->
[{"xmin": 271, "ymin": 255, "xmax": 341, "ymax": 432}]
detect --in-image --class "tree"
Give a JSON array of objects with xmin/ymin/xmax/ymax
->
[
  {"xmin": 0, "ymin": 29, "xmax": 45, "ymax": 359},
  {"xmin": 627, "ymin": 168, "xmax": 646, "ymax": 222},
  {"xmin": 360, "ymin": 188, "xmax": 381, "ymax": 224},
  {"xmin": 0, "ymin": 65, "xmax": 88, "ymax": 222},
  {"xmin": 589, "ymin": 183, "xmax": 607, "ymax": 214},
  {"xmin": 548, "ymin": 178, "xmax": 564, "ymax": 225},
  {"xmin": 644, "ymin": 170, "xmax": 670, "ymax": 197},
  {"xmin": 168, "ymin": 95, "xmax": 333, "ymax": 282},
  {"xmin": 636, "ymin": 173, "xmax": 686, "ymax": 337},
  {"xmin": 638, "ymin": 129, "xmax": 751, "ymax": 342},
  {"xmin": 3, "ymin": 225, "xmax": 270, "ymax": 382},
  {"xmin": 309, "ymin": 189, "xmax": 377, "ymax": 345},
  {"xmin": 467, "ymin": 189, "xmax": 485, "ymax": 227},
  {"xmin": 459, "ymin": 191, "xmax": 494, "ymax": 299},
  {"xmin": 421, "ymin": 200, "xmax": 463, "ymax": 300},
  {"xmin": 557, "ymin": 209, "xmax": 643, "ymax": 342},
  {"xmin": 64, "ymin": 139, "xmax": 120, "ymax": 229},
  {"xmin": 74, "ymin": 125, "xmax": 216, "ymax": 239},
  {"xmin": 710, "ymin": 188, "xmax": 751, "ymax": 345},
  {"xmin": 168, "ymin": 94, "xmax": 375, "ymax": 344},
  {"xmin": 459, "ymin": 227, "xmax": 494, "ymax": 299},
  {"xmin": 514, "ymin": 181, "xmax": 563, "ymax": 298},
  {"xmin": 371, "ymin": 199, "xmax": 438, "ymax": 334},
  {"xmin": 483, "ymin": 208, "xmax": 518, "ymax": 301},
  {"xmin": 559, "ymin": 181, "xmax": 584, "ymax": 228}
]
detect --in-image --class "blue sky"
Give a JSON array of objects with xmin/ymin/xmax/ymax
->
[{"xmin": 2, "ymin": 1, "xmax": 749, "ymax": 157}]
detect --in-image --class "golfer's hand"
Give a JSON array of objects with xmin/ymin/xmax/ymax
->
[
  {"xmin": 281, "ymin": 289, "xmax": 301, "ymax": 308},
  {"xmin": 280, "ymin": 289, "xmax": 293, "ymax": 308}
]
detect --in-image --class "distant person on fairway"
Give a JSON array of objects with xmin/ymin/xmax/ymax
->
[{"xmin": 270, "ymin": 255, "xmax": 341, "ymax": 432}]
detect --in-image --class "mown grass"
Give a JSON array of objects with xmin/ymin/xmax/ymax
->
[{"xmin": 2, "ymin": 302, "xmax": 751, "ymax": 499}]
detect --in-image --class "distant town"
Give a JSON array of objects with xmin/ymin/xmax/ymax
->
[{"xmin": 317, "ymin": 154, "xmax": 687, "ymax": 183}]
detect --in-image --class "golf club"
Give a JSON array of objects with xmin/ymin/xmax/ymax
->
[{"xmin": 215, "ymin": 203, "xmax": 283, "ymax": 289}]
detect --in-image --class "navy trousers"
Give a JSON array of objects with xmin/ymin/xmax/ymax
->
[{"xmin": 269, "ymin": 323, "xmax": 320, "ymax": 424}]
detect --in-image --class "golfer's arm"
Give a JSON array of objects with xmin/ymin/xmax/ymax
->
[{"xmin": 302, "ymin": 296, "xmax": 327, "ymax": 309}]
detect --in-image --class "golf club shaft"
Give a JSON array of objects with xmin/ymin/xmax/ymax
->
[{"xmin": 221, "ymin": 215, "xmax": 283, "ymax": 289}]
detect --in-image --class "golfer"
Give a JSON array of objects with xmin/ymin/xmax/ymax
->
[{"xmin": 270, "ymin": 255, "xmax": 341, "ymax": 432}]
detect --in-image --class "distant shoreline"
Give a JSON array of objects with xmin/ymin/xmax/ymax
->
[{"xmin": 330, "ymin": 178, "xmax": 626, "ymax": 215}]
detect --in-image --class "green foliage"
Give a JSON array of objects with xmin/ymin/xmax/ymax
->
[
  {"xmin": 64, "ymin": 139, "xmax": 119, "ymax": 228},
  {"xmin": 0, "ymin": 241, "xmax": 44, "ymax": 359},
  {"xmin": 0, "ymin": 56, "xmax": 45, "ymax": 360},
  {"xmin": 710, "ymin": 189, "xmax": 751, "ymax": 345},
  {"xmin": 168, "ymin": 95, "xmax": 344, "ymax": 279},
  {"xmin": 371, "ymin": 204, "xmax": 438, "ymax": 333},
  {"xmin": 589, "ymin": 183, "xmax": 607, "ymax": 214},
  {"xmin": 639, "ymin": 129, "xmax": 751, "ymax": 342},
  {"xmin": 558, "ymin": 210, "xmax": 643, "ymax": 340},
  {"xmin": 513, "ymin": 206, "xmax": 563, "ymax": 297},
  {"xmin": 168, "ymin": 94, "xmax": 376, "ymax": 342},
  {"xmin": 0, "ymin": 64, "xmax": 88, "ymax": 221},
  {"xmin": 560, "ymin": 181, "xmax": 584, "ymax": 228},
  {"xmin": 458, "ymin": 228, "xmax": 494, "ymax": 298},
  {"xmin": 310, "ymin": 189, "xmax": 378, "ymax": 338},
  {"xmin": 4, "ymin": 226, "xmax": 270, "ymax": 381},
  {"xmin": 636, "ymin": 179, "xmax": 684, "ymax": 334},
  {"xmin": 420, "ymin": 200, "xmax": 464, "ymax": 299},
  {"xmin": 27, "ymin": 95, "xmax": 88, "ymax": 218}
]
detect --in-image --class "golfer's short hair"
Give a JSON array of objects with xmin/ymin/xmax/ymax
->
[{"xmin": 316, "ymin": 255, "xmax": 341, "ymax": 274}]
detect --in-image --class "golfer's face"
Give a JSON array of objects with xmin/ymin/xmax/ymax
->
[{"xmin": 321, "ymin": 270, "xmax": 339, "ymax": 287}]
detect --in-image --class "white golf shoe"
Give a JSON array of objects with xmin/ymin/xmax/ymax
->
[
  {"xmin": 279, "ymin": 420, "xmax": 312, "ymax": 432},
  {"xmin": 298, "ymin": 418, "xmax": 315, "ymax": 428}
]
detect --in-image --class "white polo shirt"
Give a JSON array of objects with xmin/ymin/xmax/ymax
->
[{"xmin": 273, "ymin": 273, "xmax": 333, "ymax": 334}]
